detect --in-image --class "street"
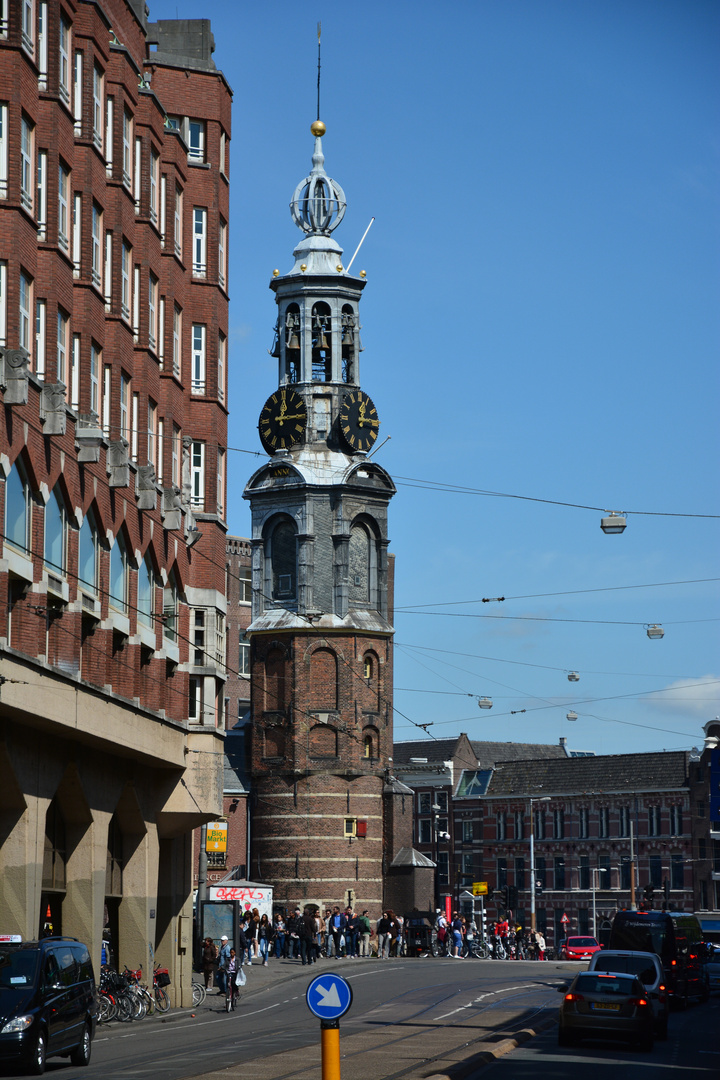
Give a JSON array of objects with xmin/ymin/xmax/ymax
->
[{"xmin": 2, "ymin": 957, "xmax": 716, "ymax": 1080}]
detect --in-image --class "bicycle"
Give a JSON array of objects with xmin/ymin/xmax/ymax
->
[
  {"xmin": 192, "ymin": 981, "xmax": 207, "ymax": 1007},
  {"xmin": 225, "ymin": 972, "xmax": 241, "ymax": 1012},
  {"xmin": 153, "ymin": 965, "xmax": 171, "ymax": 1012}
]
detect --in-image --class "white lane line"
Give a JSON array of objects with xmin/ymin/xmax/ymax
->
[{"xmin": 434, "ymin": 983, "xmax": 546, "ymax": 1020}]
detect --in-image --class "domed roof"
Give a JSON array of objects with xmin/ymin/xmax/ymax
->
[{"xmin": 290, "ymin": 121, "xmax": 347, "ymax": 237}]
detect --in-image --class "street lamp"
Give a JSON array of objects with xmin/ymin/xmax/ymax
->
[
  {"xmin": 431, "ymin": 802, "xmax": 443, "ymax": 913},
  {"xmin": 529, "ymin": 796, "xmax": 551, "ymax": 933}
]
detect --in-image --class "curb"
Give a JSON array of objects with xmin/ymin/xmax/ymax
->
[{"xmin": 422, "ymin": 1017, "xmax": 557, "ymax": 1080}]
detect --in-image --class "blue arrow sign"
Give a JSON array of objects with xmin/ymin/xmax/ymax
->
[{"xmin": 306, "ymin": 971, "xmax": 353, "ymax": 1020}]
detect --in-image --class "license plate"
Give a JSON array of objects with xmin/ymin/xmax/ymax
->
[{"xmin": 591, "ymin": 1002, "xmax": 620, "ymax": 1011}]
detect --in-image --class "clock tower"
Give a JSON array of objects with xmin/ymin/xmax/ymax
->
[{"xmin": 243, "ymin": 121, "xmax": 396, "ymax": 912}]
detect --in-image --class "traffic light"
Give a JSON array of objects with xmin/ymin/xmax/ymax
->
[
  {"xmin": 641, "ymin": 883, "xmax": 654, "ymax": 910},
  {"xmin": 501, "ymin": 886, "xmax": 509, "ymax": 909},
  {"xmin": 535, "ymin": 878, "xmax": 543, "ymax": 896}
]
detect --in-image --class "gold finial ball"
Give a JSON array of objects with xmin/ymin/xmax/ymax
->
[
  {"xmin": 300, "ymin": 263, "xmax": 307, "ymax": 272},
  {"xmin": 359, "ymin": 270, "xmax": 367, "ymax": 278},
  {"xmin": 311, "ymin": 120, "xmax": 326, "ymax": 137},
  {"xmin": 272, "ymin": 269, "xmax": 279, "ymax": 277},
  {"xmin": 336, "ymin": 264, "xmax": 343, "ymax": 273}
]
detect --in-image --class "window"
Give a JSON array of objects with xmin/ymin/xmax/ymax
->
[
  {"xmin": 89, "ymin": 343, "xmax": 100, "ymax": 415},
  {"xmin": 188, "ymin": 119, "xmax": 205, "ymax": 161},
  {"xmin": 515, "ymin": 856, "xmax": 525, "ymax": 889},
  {"xmin": 44, "ymin": 486, "xmax": 66, "ymax": 574},
  {"xmin": 534, "ymin": 807, "xmax": 546, "ymax": 840},
  {"xmin": 0, "ymin": 261, "xmax": 6, "ymax": 346},
  {"xmin": 363, "ymin": 653, "xmax": 373, "ymax": 680},
  {"xmin": 20, "ymin": 115, "xmax": 34, "ymax": 213},
  {"xmin": 92, "ymin": 66, "xmax": 103, "ymax": 150},
  {"xmin": 130, "ymin": 392, "xmax": 138, "ymax": 462},
  {"xmin": 148, "ymin": 273, "xmax": 158, "ymax": 351},
  {"xmin": 649, "ymin": 853, "xmax": 662, "ymax": 888},
  {"xmin": 120, "ymin": 373, "xmax": 130, "ymax": 442},
  {"xmin": 669, "ymin": 805, "xmax": 683, "ymax": 836},
  {"xmin": 239, "ymin": 631, "xmax": 250, "ymax": 676},
  {"xmin": 37, "ymin": 2, "xmax": 47, "ymax": 86},
  {"xmin": 619, "ymin": 806, "xmax": 630, "ymax": 837},
  {"xmin": 105, "ymin": 97, "xmax": 113, "ymax": 176},
  {"xmin": 172, "ymin": 304, "xmax": 181, "ymax": 377},
  {"xmin": 157, "ymin": 418, "xmax": 164, "ymax": 484},
  {"xmin": 174, "ymin": 184, "xmax": 183, "ymax": 257},
  {"xmin": 620, "ymin": 857, "xmax": 631, "ymax": 889},
  {"xmin": 419, "ymin": 793, "xmax": 431, "ymax": 815},
  {"xmin": 159, "ymin": 173, "xmax": 166, "ymax": 244},
  {"xmin": 104, "ymin": 232, "xmax": 112, "ymax": 310},
  {"xmin": 671, "ymin": 853, "xmax": 683, "ymax": 890},
  {"xmin": 34, "ymin": 299, "xmax": 45, "ymax": 377},
  {"xmin": 0, "ymin": 103, "xmax": 8, "ymax": 197},
  {"xmin": 36, "ymin": 150, "xmax": 47, "ymax": 239},
  {"xmin": 437, "ymin": 852, "xmax": 449, "ymax": 886},
  {"xmin": 78, "ymin": 510, "xmax": 97, "ymax": 594},
  {"xmin": 418, "ymin": 820, "xmax": 431, "ymax": 845},
  {"xmin": 579, "ymin": 854, "xmax": 590, "ymax": 890},
  {"xmin": 217, "ymin": 447, "xmax": 225, "ymax": 518},
  {"xmin": 599, "ymin": 807, "xmax": 609, "ymax": 838},
  {"xmin": 102, "ymin": 364, "xmax": 111, "ymax": 436},
  {"xmin": 122, "ymin": 110, "xmax": 132, "ymax": 186},
  {"xmin": 73, "ymin": 193, "xmax": 81, "ymax": 276},
  {"xmin": 4, "ymin": 461, "xmax": 31, "ymax": 552},
  {"xmin": 496, "ymin": 812, "xmax": 506, "ymax": 840},
  {"xmin": 193, "ymin": 609, "xmax": 205, "ymax": 664},
  {"xmin": 137, "ymin": 555, "xmax": 154, "ymax": 628},
  {"xmin": 436, "ymin": 792, "xmax": 448, "ymax": 813},
  {"xmin": 19, "ymin": 272, "xmax": 32, "ymax": 358},
  {"xmin": 218, "ymin": 331, "xmax": 226, "ymax": 403},
  {"xmin": 191, "ymin": 324, "xmax": 206, "ymax": 393},
  {"xmin": 598, "ymin": 854, "xmax": 611, "ymax": 888},
  {"xmin": 578, "ymin": 807, "xmax": 589, "ymax": 839},
  {"xmin": 462, "ymin": 820, "xmax": 473, "ymax": 843},
  {"xmin": 59, "ymin": 18, "xmax": 70, "ymax": 104},
  {"xmin": 163, "ymin": 572, "xmax": 178, "ymax": 642},
  {"xmin": 158, "ymin": 297, "xmax": 165, "ymax": 365},
  {"xmin": 171, "ymin": 424, "xmax": 180, "ymax": 486},
  {"xmin": 190, "ymin": 441, "xmax": 205, "ymax": 509},
  {"xmin": 149, "ymin": 147, "xmax": 159, "ymax": 224},
  {"xmin": 91, "ymin": 203, "xmax": 102, "ymax": 287},
  {"xmin": 21, "ymin": 0, "xmax": 34, "ymax": 57},
  {"xmin": 536, "ymin": 856, "xmax": 546, "ymax": 890},
  {"xmin": 554, "ymin": 856, "xmax": 565, "ymax": 890},
  {"xmin": 497, "ymin": 857, "xmax": 507, "ymax": 888},
  {"xmin": 218, "ymin": 218, "xmax": 227, "ymax": 288},
  {"xmin": 648, "ymin": 805, "xmax": 661, "ymax": 837},
  {"xmin": 220, "ymin": 129, "xmax": 227, "ymax": 176},
  {"xmin": 73, "ymin": 50, "xmax": 82, "ymax": 135},
  {"xmin": 132, "ymin": 265, "xmax": 139, "ymax": 337},
  {"xmin": 461, "ymin": 853, "xmax": 473, "ymax": 880},
  {"xmin": 188, "ymin": 677, "xmax": 201, "ymax": 722},
  {"xmin": 121, "ymin": 242, "xmax": 130, "ymax": 320},
  {"xmin": 134, "ymin": 136, "xmax": 141, "ymax": 212},
  {"xmin": 70, "ymin": 333, "xmax": 79, "ymax": 409},
  {"xmin": 57, "ymin": 163, "xmax": 68, "ymax": 250},
  {"xmin": 147, "ymin": 399, "xmax": 157, "ymax": 470},
  {"xmin": 270, "ymin": 519, "xmax": 296, "ymax": 600},
  {"xmin": 553, "ymin": 808, "xmax": 565, "ymax": 839},
  {"xmin": 514, "ymin": 811, "xmax": 524, "ymax": 839},
  {"xmin": 109, "ymin": 533, "xmax": 127, "ymax": 612},
  {"xmin": 238, "ymin": 565, "xmax": 251, "ymax": 602},
  {"xmin": 193, "ymin": 207, "xmax": 207, "ymax": 276}
]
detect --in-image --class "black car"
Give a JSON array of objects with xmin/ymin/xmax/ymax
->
[{"xmin": 0, "ymin": 937, "xmax": 96, "ymax": 1074}]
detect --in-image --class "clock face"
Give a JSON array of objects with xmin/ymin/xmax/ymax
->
[
  {"xmin": 339, "ymin": 391, "xmax": 380, "ymax": 453},
  {"xmin": 258, "ymin": 388, "xmax": 307, "ymax": 454}
]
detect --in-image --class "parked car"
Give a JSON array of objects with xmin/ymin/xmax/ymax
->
[
  {"xmin": 0, "ymin": 937, "xmax": 96, "ymax": 1074},
  {"xmin": 703, "ymin": 942, "xmax": 720, "ymax": 995},
  {"xmin": 557, "ymin": 970, "xmax": 654, "ymax": 1051},
  {"xmin": 588, "ymin": 949, "xmax": 669, "ymax": 1038},
  {"xmin": 559, "ymin": 936, "xmax": 602, "ymax": 961}
]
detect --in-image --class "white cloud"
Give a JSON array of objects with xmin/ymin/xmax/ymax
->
[{"xmin": 648, "ymin": 676, "xmax": 720, "ymax": 716}]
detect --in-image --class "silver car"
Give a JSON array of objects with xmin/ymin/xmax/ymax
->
[
  {"xmin": 557, "ymin": 971, "xmax": 654, "ymax": 1051},
  {"xmin": 587, "ymin": 949, "xmax": 669, "ymax": 1039}
]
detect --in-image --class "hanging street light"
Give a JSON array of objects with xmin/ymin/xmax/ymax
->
[
  {"xmin": 477, "ymin": 697, "xmax": 493, "ymax": 709},
  {"xmin": 601, "ymin": 512, "xmax": 627, "ymax": 534},
  {"xmin": 566, "ymin": 711, "xmax": 578, "ymax": 722},
  {"xmin": 646, "ymin": 624, "xmax": 665, "ymax": 640},
  {"xmin": 567, "ymin": 672, "xmax": 580, "ymax": 682}
]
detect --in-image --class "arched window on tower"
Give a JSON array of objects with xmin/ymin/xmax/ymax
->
[
  {"xmin": 265, "ymin": 646, "xmax": 286, "ymax": 712},
  {"xmin": 311, "ymin": 301, "xmax": 332, "ymax": 382},
  {"xmin": 341, "ymin": 305, "xmax": 356, "ymax": 383},
  {"xmin": 310, "ymin": 647, "xmax": 338, "ymax": 710},
  {"xmin": 362, "ymin": 725, "xmax": 379, "ymax": 760},
  {"xmin": 270, "ymin": 519, "xmax": 297, "ymax": 601},
  {"xmin": 284, "ymin": 303, "xmax": 300, "ymax": 383},
  {"xmin": 348, "ymin": 519, "xmax": 378, "ymax": 608}
]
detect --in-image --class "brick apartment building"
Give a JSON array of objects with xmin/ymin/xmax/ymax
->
[{"xmin": 0, "ymin": 0, "xmax": 230, "ymax": 1002}]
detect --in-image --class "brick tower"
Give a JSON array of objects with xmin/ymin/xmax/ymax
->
[{"xmin": 243, "ymin": 120, "xmax": 395, "ymax": 912}]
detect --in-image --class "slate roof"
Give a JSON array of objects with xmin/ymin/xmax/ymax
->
[
  {"xmin": 482, "ymin": 751, "xmax": 690, "ymax": 798},
  {"xmin": 390, "ymin": 846, "xmax": 436, "ymax": 868},
  {"xmin": 392, "ymin": 737, "xmax": 566, "ymax": 770},
  {"xmin": 223, "ymin": 728, "xmax": 250, "ymax": 795},
  {"xmin": 393, "ymin": 739, "xmax": 462, "ymax": 766}
]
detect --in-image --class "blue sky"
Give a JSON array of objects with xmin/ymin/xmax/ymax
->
[{"xmin": 153, "ymin": 0, "xmax": 719, "ymax": 755}]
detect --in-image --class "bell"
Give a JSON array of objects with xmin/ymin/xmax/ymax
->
[
  {"xmin": 286, "ymin": 332, "xmax": 300, "ymax": 350},
  {"xmin": 270, "ymin": 336, "xmax": 281, "ymax": 358},
  {"xmin": 342, "ymin": 327, "xmax": 354, "ymax": 345},
  {"xmin": 318, "ymin": 333, "xmax": 329, "ymax": 350}
]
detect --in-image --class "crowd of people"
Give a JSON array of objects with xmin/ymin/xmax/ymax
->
[{"xmin": 201, "ymin": 906, "xmax": 550, "ymax": 990}]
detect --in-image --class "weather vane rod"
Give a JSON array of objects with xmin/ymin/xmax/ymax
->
[{"xmin": 316, "ymin": 22, "xmax": 322, "ymax": 121}]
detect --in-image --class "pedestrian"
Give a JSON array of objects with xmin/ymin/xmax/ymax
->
[
  {"xmin": 329, "ymin": 906, "xmax": 347, "ymax": 958},
  {"xmin": 258, "ymin": 913, "xmax": 272, "ymax": 966},
  {"xmin": 376, "ymin": 911, "xmax": 391, "ymax": 958},
  {"xmin": 216, "ymin": 934, "xmax": 231, "ymax": 994},
  {"xmin": 273, "ymin": 912, "xmax": 286, "ymax": 959},
  {"xmin": 387, "ymin": 910, "xmax": 401, "ymax": 957},
  {"xmin": 358, "ymin": 910, "xmax": 372, "ymax": 957},
  {"xmin": 315, "ymin": 910, "xmax": 326, "ymax": 957},
  {"xmin": 346, "ymin": 908, "xmax": 360, "ymax": 957},
  {"xmin": 535, "ymin": 930, "xmax": 545, "ymax": 960},
  {"xmin": 202, "ymin": 936, "xmax": 217, "ymax": 989},
  {"xmin": 299, "ymin": 909, "xmax": 317, "ymax": 965},
  {"xmin": 450, "ymin": 912, "xmax": 464, "ymax": 959},
  {"xmin": 286, "ymin": 908, "xmax": 302, "ymax": 959}
]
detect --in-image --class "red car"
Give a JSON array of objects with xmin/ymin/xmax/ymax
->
[{"xmin": 560, "ymin": 936, "xmax": 602, "ymax": 960}]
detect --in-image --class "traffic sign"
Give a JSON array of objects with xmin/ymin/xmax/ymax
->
[
  {"xmin": 560, "ymin": 913, "xmax": 570, "ymax": 924},
  {"xmin": 306, "ymin": 972, "xmax": 353, "ymax": 1021},
  {"xmin": 472, "ymin": 881, "xmax": 488, "ymax": 896}
]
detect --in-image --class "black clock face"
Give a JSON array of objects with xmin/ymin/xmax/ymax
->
[
  {"xmin": 258, "ymin": 388, "xmax": 307, "ymax": 454},
  {"xmin": 339, "ymin": 391, "xmax": 380, "ymax": 453}
]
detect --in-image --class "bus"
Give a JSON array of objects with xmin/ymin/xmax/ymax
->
[{"xmin": 608, "ymin": 910, "xmax": 706, "ymax": 1006}]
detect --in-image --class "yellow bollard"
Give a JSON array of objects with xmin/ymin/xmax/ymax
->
[{"xmin": 321, "ymin": 1020, "xmax": 341, "ymax": 1080}]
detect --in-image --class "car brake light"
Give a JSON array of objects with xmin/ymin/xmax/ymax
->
[
  {"xmin": 671, "ymin": 960, "xmax": 676, "ymax": 966},
  {"xmin": 630, "ymin": 998, "xmax": 648, "ymax": 1007},
  {"xmin": 564, "ymin": 993, "xmax": 584, "ymax": 1002}
]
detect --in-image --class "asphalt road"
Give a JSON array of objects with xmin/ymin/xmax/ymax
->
[{"xmin": 3, "ymin": 958, "xmax": 716, "ymax": 1080}]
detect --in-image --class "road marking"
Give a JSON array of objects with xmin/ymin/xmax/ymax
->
[{"xmin": 434, "ymin": 983, "xmax": 546, "ymax": 1020}]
